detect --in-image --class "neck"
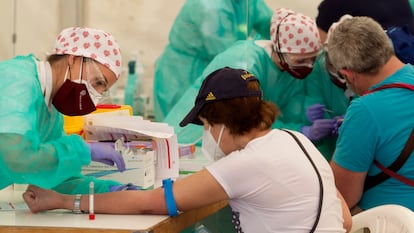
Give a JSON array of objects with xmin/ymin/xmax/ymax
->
[
  {"xmin": 355, "ymin": 56, "xmax": 405, "ymax": 95},
  {"xmin": 234, "ymin": 128, "xmax": 271, "ymax": 149},
  {"xmin": 366, "ymin": 56, "xmax": 405, "ymax": 86}
]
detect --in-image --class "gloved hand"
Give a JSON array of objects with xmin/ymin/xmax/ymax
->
[
  {"xmin": 109, "ymin": 183, "xmax": 141, "ymax": 192},
  {"xmin": 301, "ymin": 119, "xmax": 336, "ymax": 141},
  {"xmin": 89, "ymin": 142, "xmax": 126, "ymax": 172},
  {"xmin": 331, "ymin": 116, "xmax": 344, "ymax": 136},
  {"xmin": 306, "ymin": 104, "xmax": 326, "ymax": 123}
]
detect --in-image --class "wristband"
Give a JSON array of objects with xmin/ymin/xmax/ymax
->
[{"xmin": 162, "ymin": 178, "xmax": 179, "ymax": 217}]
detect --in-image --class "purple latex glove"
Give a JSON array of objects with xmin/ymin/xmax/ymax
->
[
  {"xmin": 332, "ymin": 116, "xmax": 344, "ymax": 136},
  {"xmin": 306, "ymin": 104, "xmax": 326, "ymax": 123},
  {"xmin": 109, "ymin": 183, "xmax": 141, "ymax": 192},
  {"xmin": 89, "ymin": 142, "xmax": 126, "ymax": 172},
  {"xmin": 302, "ymin": 119, "xmax": 336, "ymax": 141}
]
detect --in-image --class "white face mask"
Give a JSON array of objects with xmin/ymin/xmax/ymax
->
[{"xmin": 202, "ymin": 125, "xmax": 225, "ymax": 162}]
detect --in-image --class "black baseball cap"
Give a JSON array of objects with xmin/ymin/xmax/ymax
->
[{"xmin": 179, "ymin": 67, "xmax": 262, "ymax": 127}]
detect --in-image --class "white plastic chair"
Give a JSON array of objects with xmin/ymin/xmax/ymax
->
[{"xmin": 350, "ymin": 204, "xmax": 414, "ymax": 233}]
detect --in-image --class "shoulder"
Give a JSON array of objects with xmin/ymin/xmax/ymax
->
[{"xmin": 0, "ymin": 55, "xmax": 38, "ymax": 84}]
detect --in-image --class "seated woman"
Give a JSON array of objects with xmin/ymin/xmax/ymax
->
[{"xmin": 23, "ymin": 67, "xmax": 351, "ymax": 233}]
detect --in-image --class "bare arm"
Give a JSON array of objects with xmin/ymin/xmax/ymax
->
[
  {"xmin": 336, "ymin": 189, "xmax": 352, "ymax": 232},
  {"xmin": 330, "ymin": 160, "xmax": 366, "ymax": 209},
  {"xmin": 23, "ymin": 169, "xmax": 228, "ymax": 215}
]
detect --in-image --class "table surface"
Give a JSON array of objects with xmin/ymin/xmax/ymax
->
[
  {"xmin": 0, "ymin": 173, "xmax": 227, "ymax": 233},
  {"xmin": 0, "ymin": 202, "xmax": 229, "ymax": 233}
]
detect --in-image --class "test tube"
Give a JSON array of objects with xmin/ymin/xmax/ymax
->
[{"xmin": 89, "ymin": 181, "xmax": 95, "ymax": 220}]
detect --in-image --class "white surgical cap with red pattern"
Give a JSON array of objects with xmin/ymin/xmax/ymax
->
[
  {"xmin": 270, "ymin": 8, "xmax": 320, "ymax": 54},
  {"xmin": 54, "ymin": 27, "xmax": 122, "ymax": 79}
]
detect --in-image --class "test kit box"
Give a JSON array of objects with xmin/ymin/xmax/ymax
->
[
  {"xmin": 81, "ymin": 114, "xmax": 180, "ymax": 189},
  {"xmin": 82, "ymin": 141, "xmax": 156, "ymax": 189}
]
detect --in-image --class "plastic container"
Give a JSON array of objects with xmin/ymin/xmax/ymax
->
[{"xmin": 63, "ymin": 104, "xmax": 133, "ymax": 136}]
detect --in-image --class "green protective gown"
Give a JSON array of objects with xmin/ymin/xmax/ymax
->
[
  {"xmin": 153, "ymin": 0, "xmax": 272, "ymax": 122},
  {"xmin": 163, "ymin": 40, "xmax": 309, "ymax": 145},
  {"xmin": 304, "ymin": 52, "xmax": 351, "ymax": 160},
  {"xmin": 0, "ymin": 55, "xmax": 119, "ymax": 194}
]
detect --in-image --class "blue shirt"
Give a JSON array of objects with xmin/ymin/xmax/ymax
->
[{"xmin": 333, "ymin": 64, "xmax": 414, "ymax": 210}]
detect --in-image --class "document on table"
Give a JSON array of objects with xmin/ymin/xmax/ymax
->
[{"xmin": 0, "ymin": 201, "xmax": 29, "ymax": 211}]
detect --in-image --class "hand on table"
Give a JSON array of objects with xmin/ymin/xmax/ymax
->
[{"xmin": 22, "ymin": 185, "xmax": 66, "ymax": 213}]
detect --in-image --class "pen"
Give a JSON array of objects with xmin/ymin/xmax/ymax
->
[
  {"xmin": 89, "ymin": 181, "xmax": 95, "ymax": 220},
  {"xmin": 324, "ymin": 108, "xmax": 334, "ymax": 113}
]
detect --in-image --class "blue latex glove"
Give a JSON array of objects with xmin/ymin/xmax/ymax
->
[
  {"xmin": 301, "ymin": 119, "xmax": 336, "ymax": 141},
  {"xmin": 89, "ymin": 142, "xmax": 126, "ymax": 172},
  {"xmin": 332, "ymin": 116, "xmax": 344, "ymax": 136},
  {"xmin": 109, "ymin": 183, "xmax": 142, "ymax": 192},
  {"xmin": 306, "ymin": 104, "xmax": 326, "ymax": 123}
]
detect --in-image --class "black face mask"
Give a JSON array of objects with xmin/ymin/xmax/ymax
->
[{"xmin": 52, "ymin": 79, "xmax": 96, "ymax": 116}]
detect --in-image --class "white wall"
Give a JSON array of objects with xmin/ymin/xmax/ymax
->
[{"xmin": 0, "ymin": 0, "xmax": 321, "ymax": 113}]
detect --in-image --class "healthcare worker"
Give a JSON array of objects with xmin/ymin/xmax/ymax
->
[
  {"xmin": 302, "ymin": 15, "xmax": 355, "ymax": 160},
  {"xmin": 0, "ymin": 27, "xmax": 130, "ymax": 194},
  {"xmin": 153, "ymin": 0, "xmax": 273, "ymax": 121},
  {"xmin": 163, "ymin": 8, "xmax": 321, "ymax": 148}
]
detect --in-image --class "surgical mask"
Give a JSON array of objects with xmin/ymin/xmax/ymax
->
[
  {"xmin": 52, "ymin": 59, "xmax": 97, "ymax": 116},
  {"xmin": 202, "ymin": 125, "xmax": 225, "ymax": 162},
  {"xmin": 280, "ymin": 62, "xmax": 313, "ymax": 79},
  {"xmin": 277, "ymin": 52, "xmax": 315, "ymax": 79}
]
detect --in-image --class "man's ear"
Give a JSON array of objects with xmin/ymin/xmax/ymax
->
[{"xmin": 339, "ymin": 68, "xmax": 352, "ymax": 81}]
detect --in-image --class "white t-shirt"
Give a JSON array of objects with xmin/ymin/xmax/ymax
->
[{"xmin": 206, "ymin": 129, "xmax": 345, "ymax": 233}]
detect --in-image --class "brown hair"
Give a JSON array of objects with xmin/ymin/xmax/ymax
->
[
  {"xmin": 46, "ymin": 54, "xmax": 66, "ymax": 63},
  {"xmin": 198, "ymin": 81, "xmax": 279, "ymax": 135}
]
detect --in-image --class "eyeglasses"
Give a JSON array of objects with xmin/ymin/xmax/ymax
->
[
  {"xmin": 274, "ymin": 13, "xmax": 318, "ymax": 69},
  {"xmin": 283, "ymin": 53, "xmax": 318, "ymax": 68},
  {"xmin": 84, "ymin": 58, "xmax": 109, "ymax": 96}
]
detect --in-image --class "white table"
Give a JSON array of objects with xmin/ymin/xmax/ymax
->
[{"xmin": 0, "ymin": 184, "xmax": 227, "ymax": 233}]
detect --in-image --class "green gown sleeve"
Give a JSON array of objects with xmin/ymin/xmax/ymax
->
[{"xmin": 0, "ymin": 55, "xmax": 120, "ymax": 194}]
